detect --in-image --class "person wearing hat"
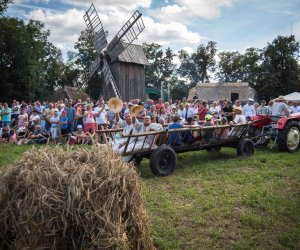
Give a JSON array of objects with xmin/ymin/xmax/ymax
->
[
  {"xmin": 231, "ymin": 107, "xmax": 247, "ymax": 125},
  {"xmin": 123, "ymin": 115, "xmax": 163, "ymax": 162},
  {"xmin": 271, "ymin": 96, "xmax": 290, "ymax": 116},
  {"xmin": 243, "ymin": 98, "xmax": 256, "ymax": 120},
  {"xmin": 201, "ymin": 114, "xmax": 214, "ymax": 142}
]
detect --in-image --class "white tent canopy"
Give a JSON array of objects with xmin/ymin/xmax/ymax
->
[{"xmin": 283, "ymin": 92, "xmax": 300, "ymax": 101}]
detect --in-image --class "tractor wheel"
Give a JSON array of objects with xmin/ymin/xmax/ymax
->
[
  {"xmin": 237, "ymin": 138, "xmax": 254, "ymax": 157},
  {"xmin": 277, "ymin": 121, "xmax": 300, "ymax": 152},
  {"xmin": 149, "ymin": 145, "xmax": 176, "ymax": 176}
]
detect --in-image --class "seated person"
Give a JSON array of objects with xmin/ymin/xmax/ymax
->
[
  {"xmin": 167, "ymin": 115, "xmax": 183, "ymax": 146},
  {"xmin": 9, "ymin": 129, "xmax": 17, "ymax": 144},
  {"xmin": 230, "ymin": 107, "xmax": 247, "ymax": 125},
  {"xmin": 201, "ymin": 114, "xmax": 214, "ymax": 142},
  {"xmin": 182, "ymin": 117, "xmax": 197, "ymax": 144},
  {"xmin": 26, "ymin": 125, "xmax": 49, "ymax": 144},
  {"xmin": 85, "ymin": 127, "xmax": 96, "ymax": 145},
  {"xmin": 70, "ymin": 125, "xmax": 86, "ymax": 145},
  {"xmin": 228, "ymin": 107, "xmax": 247, "ymax": 137},
  {"xmin": 215, "ymin": 117, "xmax": 230, "ymax": 139}
]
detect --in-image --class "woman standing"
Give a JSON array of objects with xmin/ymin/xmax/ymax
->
[{"xmin": 84, "ymin": 105, "xmax": 96, "ymax": 133}]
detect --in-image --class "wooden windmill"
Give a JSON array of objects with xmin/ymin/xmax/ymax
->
[{"xmin": 75, "ymin": 3, "xmax": 145, "ymax": 100}]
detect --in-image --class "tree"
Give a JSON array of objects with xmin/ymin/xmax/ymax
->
[
  {"xmin": 142, "ymin": 43, "xmax": 176, "ymax": 91},
  {"xmin": 67, "ymin": 29, "xmax": 103, "ymax": 99},
  {"xmin": 177, "ymin": 49, "xmax": 200, "ymax": 87},
  {"xmin": 217, "ymin": 51, "xmax": 243, "ymax": 82},
  {"xmin": 178, "ymin": 41, "xmax": 217, "ymax": 87},
  {"xmin": 0, "ymin": 17, "xmax": 64, "ymax": 101},
  {"xmin": 0, "ymin": 0, "xmax": 13, "ymax": 15},
  {"xmin": 255, "ymin": 35, "xmax": 300, "ymax": 99}
]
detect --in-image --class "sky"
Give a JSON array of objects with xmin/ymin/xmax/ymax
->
[{"xmin": 5, "ymin": 0, "xmax": 300, "ymax": 60}]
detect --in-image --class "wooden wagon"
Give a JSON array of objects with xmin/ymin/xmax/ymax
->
[{"xmin": 96, "ymin": 123, "xmax": 255, "ymax": 176}]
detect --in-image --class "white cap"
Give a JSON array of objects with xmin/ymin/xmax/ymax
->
[
  {"xmin": 77, "ymin": 125, "xmax": 83, "ymax": 129},
  {"xmin": 248, "ymin": 98, "xmax": 254, "ymax": 102}
]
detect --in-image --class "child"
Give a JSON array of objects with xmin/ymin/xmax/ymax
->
[{"xmin": 85, "ymin": 127, "xmax": 96, "ymax": 145}]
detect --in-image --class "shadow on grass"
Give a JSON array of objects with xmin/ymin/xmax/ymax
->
[{"xmin": 137, "ymin": 147, "xmax": 240, "ymax": 179}]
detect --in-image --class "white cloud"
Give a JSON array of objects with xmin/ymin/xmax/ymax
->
[
  {"xmin": 152, "ymin": 0, "xmax": 235, "ymax": 23},
  {"xmin": 19, "ymin": 0, "xmax": 151, "ymax": 11},
  {"xmin": 25, "ymin": 7, "xmax": 202, "ymax": 57},
  {"xmin": 140, "ymin": 17, "xmax": 202, "ymax": 45},
  {"xmin": 26, "ymin": 9, "xmax": 85, "ymax": 52}
]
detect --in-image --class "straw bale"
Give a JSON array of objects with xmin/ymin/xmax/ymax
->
[{"xmin": 0, "ymin": 145, "xmax": 154, "ymax": 250}]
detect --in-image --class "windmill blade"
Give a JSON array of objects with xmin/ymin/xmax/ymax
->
[
  {"xmin": 83, "ymin": 3, "xmax": 108, "ymax": 52},
  {"xmin": 106, "ymin": 10, "xmax": 145, "ymax": 62},
  {"xmin": 102, "ymin": 59, "xmax": 121, "ymax": 99},
  {"xmin": 75, "ymin": 56, "xmax": 101, "ymax": 90}
]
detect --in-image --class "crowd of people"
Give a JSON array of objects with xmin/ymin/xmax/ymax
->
[{"xmin": 0, "ymin": 95, "xmax": 299, "ymax": 146}]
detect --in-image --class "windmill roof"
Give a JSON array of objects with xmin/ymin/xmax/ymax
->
[{"xmin": 116, "ymin": 43, "xmax": 149, "ymax": 65}]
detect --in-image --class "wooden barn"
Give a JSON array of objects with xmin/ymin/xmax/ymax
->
[{"xmin": 101, "ymin": 43, "xmax": 149, "ymax": 101}]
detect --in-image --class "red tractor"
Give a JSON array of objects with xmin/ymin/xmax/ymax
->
[{"xmin": 249, "ymin": 113, "xmax": 300, "ymax": 152}]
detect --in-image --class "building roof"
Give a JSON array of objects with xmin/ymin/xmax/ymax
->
[
  {"xmin": 49, "ymin": 86, "xmax": 93, "ymax": 102},
  {"xmin": 116, "ymin": 43, "xmax": 149, "ymax": 66},
  {"xmin": 197, "ymin": 82, "xmax": 250, "ymax": 87}
]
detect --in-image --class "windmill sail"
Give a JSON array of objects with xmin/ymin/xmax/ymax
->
[
  {"xmin": 102, "ymin": 59, "xmax": 121, "ymax": 99},
  {"xmin": 106, "ymin": 10, "xmax": 145, "ymax": 62},
  {"xmin": 83, "ymin": 3, "xmax": 107, "ymax": 52}
]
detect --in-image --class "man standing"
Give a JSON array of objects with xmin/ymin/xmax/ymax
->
[
  {"xmin": 272, "ymin": 96, "xmax": 290, "ymax": 116},
  {"xmin": 243, "ymin": 98, "xmax": 256, "ymax": 120}
]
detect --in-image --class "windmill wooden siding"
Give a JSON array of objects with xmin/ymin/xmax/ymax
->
[{"xmin": 101, "ymin": 43, "xmax": 148, "ymax": 101}]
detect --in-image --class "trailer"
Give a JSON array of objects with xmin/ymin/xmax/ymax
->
[{"xmin": 96, "ymin": 122, "xmax": 255, "ymax": 176}]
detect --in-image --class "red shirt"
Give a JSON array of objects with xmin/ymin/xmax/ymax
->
[{"xmin": 198, "ymin": 107, "xmax": 208, "ymax": 120}]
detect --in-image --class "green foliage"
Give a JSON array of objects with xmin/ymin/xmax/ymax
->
[
  {"xmin": 0, "ymin": 17, "xmax": 65, "ymax": 101},
  {"xmin": 142, "ymin": 43, "xmax": 176, "ymax": 90},
  {"xmin": 255, "ymin": 35, "xmax": 300, "ymax": 99},
  {"xmin": 0, "ymin": 0, "xmax": 13, "ymax": 15},
  {"xmin": 218, "ymin": 50, "xmax": 243, "ymax": 82},
  {"xmin": 178, "ymin": 41, "xmax": 217, "ymax": 87},
  {"xmin": 67, "ymin": 29, "xmax": 102, "ymax": 99}
]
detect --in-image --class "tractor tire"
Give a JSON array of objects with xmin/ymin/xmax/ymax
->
[
  {"xmin": 277, "ymin": 121, "xmax": 300, "ymax": 153},
  {"xmin": 149, "ymin": 145, "xmax": 177, "ymax": 176},
  {"xmin": 237, "ymin": 138, "xmax": 254, "ymax": 157}
]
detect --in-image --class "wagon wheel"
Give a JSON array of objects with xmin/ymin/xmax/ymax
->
[
  {"xmin": 149, "ymin": 145, "xmax": 176, "ymax": 176},
  {"xmin": 131, "ymin": 155, "xmax": 143, "ymax": 167},
  {"xmin": 277, "ymin": 121, "xmax": 300, "ymax": 153},
  {"xmin": 237, "ymin": 138, "xmax": 254, "ymax": 157}
]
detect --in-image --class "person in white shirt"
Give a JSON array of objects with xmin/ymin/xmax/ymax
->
[
  {"xmin": 291, "ymin": 101, "xmax": 300, "ymax": 113},
  {"xmin": 243, "ymin": 98, "xmax": 256, "ymax": 119},
  {"xmin": 272, "ymin": 96, "xmax": 290, "ymax": 116},
  {"xmin": 182, "ymin": 103, "xmax": 194, "ymax": 122},
  {"xmin": 94, "ymin": 101, "xmax": 108, "ymax": 129},
  {"xmin": 113, "ymin": 112, "xmax": 142, "ymax": 154},
  {"xmin": 209, "ymin": 101, "xmax": 221, "ymax": 119}
]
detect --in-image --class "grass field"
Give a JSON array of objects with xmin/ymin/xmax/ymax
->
[{"xmin": 0, "ymin": 144, "xmax": 299, "ymax": 249}]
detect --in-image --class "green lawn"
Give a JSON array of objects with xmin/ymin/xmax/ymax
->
[{"xmin": 0, "ymin": 144, "xmax": 300, "ymax": 249}]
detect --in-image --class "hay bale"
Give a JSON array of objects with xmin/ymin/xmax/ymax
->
[{"xmin": 0, "ymin": 145, "xmax": 155, "ymax": 250}]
